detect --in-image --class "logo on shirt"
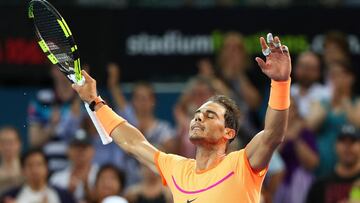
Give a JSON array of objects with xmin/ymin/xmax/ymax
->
[{"xmin": 187, "ymin": 198, "xmax": 197, "ymax": 203}]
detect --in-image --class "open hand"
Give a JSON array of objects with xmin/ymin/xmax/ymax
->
[{"xmin": 255, "ymin": 33, "xmax": 291, "ymax": 81}]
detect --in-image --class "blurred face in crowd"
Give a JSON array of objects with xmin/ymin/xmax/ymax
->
[
  {"xmin": 132, "ymin": 84, "xmax": 155, "ymax": 115},
  {"xmin": 0, "ymin": 128, "xmax": 21, "ymax": 162},
  {"xmin": 328, "ymin": 63, "xmax": 354, "ymax": 92},
  {"xmin": 68, "ymin": 144, "xmax": 94, "ymax": 168},
  {"xmin": 51, "ymin": 65, "xmax": 74, "ymax": 102},
  {"xmin": 95, "ymin": 168, "xmax": 123, "ymax": 201},
  {"xmin": 189, "ymin": 101, "xmax": 227, "ymax": 146},
  {"xmin": 23, "ymin": 153, "xmax": 48, "ymax": 190},
  {"xmin": 189, "ymin": 80, "xmax": 215, "ymax": 111},
  {"xmin": 219, "ymin": 33, "xmax": 248, "ymax": 80},
  {"xmin": 324, "ymin": 42, "xmax": 349, "ymax": 66},
  {"xmin": 336, "ymin": 136, "xmax": 360, "ymax": 168},
  {"xmin": 295, "ymin": 52, "xmax": 321, "ymax": 88}
]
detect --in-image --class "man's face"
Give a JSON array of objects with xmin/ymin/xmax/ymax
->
[
  {"xmin": 324, "ymin": 42, "xmax": 348, "ymax": 65},
  {"xmin": 295, "ymin": 53, "xmax": 320, "ymax": 88},
  {"xmin": 0, "ymin": 129, "xmax": 21, "ymax": 160},
  {"xmin": 189, "ymin": 101, "xmax": 228, "ymax": 145},
  {"xmin": 328, "ymin": 64, "xmax": 354, "ymax": 91},
  {"xmin": 336, "ymin": 137, "xmax": 360, "ymax": 168},
  {"xmin": 68, "ymin": 145, "xmax": 94, "ymax": 167},
  {"xmin": 96, "ymin": 168, "xmax": 122, "ymax": 199},
  {"xmin": 132, "ymin": 86, "xmax": 155, "ymax": 114},
  {"xmin": 23, "ymin": 153, "xmax": 48, "ymax": 187}
]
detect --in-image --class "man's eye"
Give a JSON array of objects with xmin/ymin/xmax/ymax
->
[{"xmin": 207, "ymin": 114, "xmax": 214, "ymax": 119}]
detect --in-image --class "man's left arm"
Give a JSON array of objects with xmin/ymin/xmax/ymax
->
[{"xmin": 245, "ymin": 33, "xmax": 291, "ymax": 171}]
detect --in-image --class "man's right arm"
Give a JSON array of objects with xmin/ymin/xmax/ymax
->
[
  {"xmin": 72, "ymin": 70, "xmax": 159, "ymax": 173},
  {"xmin": 111, "ymin": 121, "xmax": 159, "ymax": 172}
]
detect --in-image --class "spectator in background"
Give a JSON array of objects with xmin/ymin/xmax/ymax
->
[
  {"xmin": 306, "ymin": 61, "xmax": 360, "ymax": 177},
  {"xmin": 274, "ymin": 98, "xmax": 319, "ymax": 203},
  {"xmin": 90, "ymin": 164, "xmax": 127, "ymax": 203},
  {"xmin": 107, "ymin": 63, "xmax": 175, "ymax": 185},
  {"xmin": 27, "ymin": 65, "xmax": 83, "ymax": 172},
  {"xmin": 50, "ymin": 129, "xmax": 98, "ymax": 202},
  {"xmin": 107, "ymin": 63, "xmax": 175, "ymax": 152},
  {"xmin": 306, "ymin": 124, "xmax": 360, "ymax": 203},
  {"xmin": 217, "ymin": 32, "xmax": 263, "ymax": 112},
  {"xmin": 81, "ymin": 116, "xmax": 127, "ymax": 176},
  {"xmin": 322, "ymin": 31, "xmax": 351, "ymax": 97},
  {"xmin": 197, "ymin": 58, "xmax": 232, "ymax": 97},
  {"xmin": 217, "ymin": 32, "xmax": 268, "ymax": 131},
  {"xmin": 1, "ymin": 149, "xmax": 75, "ymax": 203},
  {"xmin": 174, "ymin": 76, "xmax": 217, "ymax": 158},
  {"xmin": 291, "ymin": 51, "xmax": 329, "ymax": 118},
  {"xmin": 323, "ymin": 31, "xmax": 351, "ymax": 68},
  {"xmin": 0, "ymin": 126, "xmax": 23, "ymax": 195},
  {"xmin": 125, "ymin": 165, "xmax": 172, "ymax": 203}
]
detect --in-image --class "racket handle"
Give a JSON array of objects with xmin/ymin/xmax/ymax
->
[
  {"xmin": 68, "ymin": 74, "xmax": 85, "ymax": 86},
  {"xmin": 84, "ymin": 102, "xmax": 113, "ymax": 145}
]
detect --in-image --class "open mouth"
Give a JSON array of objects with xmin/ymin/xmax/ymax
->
[{"xmin": 191, "ymin": 124, "xmax": 205, "ymax": 131}]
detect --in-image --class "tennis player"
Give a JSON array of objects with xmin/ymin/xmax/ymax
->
[{"xmin": 72, "ymin": 33, "xmax": 291, "ymax": 203}]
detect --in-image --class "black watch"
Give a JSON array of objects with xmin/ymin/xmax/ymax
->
[{"xmin": 89, "ymin": 96, "xmax": 106, "ymax": 111}]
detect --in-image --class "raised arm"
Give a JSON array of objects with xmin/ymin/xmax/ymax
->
[
  {"xmin": 245, "ymin": 34, "xmax": 291, "ymax": 171},
  {"xmin": 107, "ymin": 63, "xmax": 128, "ymax": 112},
  {"xmin": 72, "ymin": 71, "xmax": 159, "ymax": 173}
]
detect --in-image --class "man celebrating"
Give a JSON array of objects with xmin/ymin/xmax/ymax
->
[{"xmin": 72, "ymin": 33, "xmax": 291, "ymax": 203}]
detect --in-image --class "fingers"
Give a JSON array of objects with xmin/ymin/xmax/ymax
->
[
  {"xmin": 281, "ymin": 45, "xmax": 290, "ymax": 55},
  {"xmin": 81, "ymin": 70, "xmax": 93, "ymax": 81},
  {"xmin": 260, "ymin": 37, "xmax": 269, "ymax": 51},
  {"xmin": 273, "ymin": 36, "xmax": 281, "ymax": 49},
  {"xmin": 267, "ymin": 33, "xmax": 282, "ymax": 53},
  {"xmin": 255, "ymin": 57, "xmax": 267, "ymax": 71},
  {"xmin": 267, "ymin": 33, "xmax": 275, "ymax": 49},
  {"xmin": 71, "ymin": 83, "xmax": 80, "ymax": 92},
  {"xmin": 261, "ymin": 33, "xmax": 287, "ymax": 56},
  {"xmin": 260, "ymin": 37, "xmax": 271, "ymax": 57}
]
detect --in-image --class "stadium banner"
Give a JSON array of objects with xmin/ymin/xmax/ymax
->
[{"xmin": 0, "ymin": 6, "xmax": 359, "ymax": 85}]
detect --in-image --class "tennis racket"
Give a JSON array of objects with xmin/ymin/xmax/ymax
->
[{"xmin": 28, "ymin": 0, "xmax": 113, "ymax": 145}]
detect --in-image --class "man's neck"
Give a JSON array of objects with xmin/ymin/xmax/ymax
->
[
  {"xmin": 195, "ymin": 145, "xmax": 226, "ymax": 172},
  {"xmin": 1, "ymin": 158, "xmax": 19, "ymax": 169},
  {"xmin": 28, "ymin": 182, "xmax": 47, "ymax": 192},
  {"xmin": 73, "ymin": 163, "xmax": 91, "ymax": 173},
  {"xmin": 335, "ymin": 161, "xmax": 360, "ymax": 178}
]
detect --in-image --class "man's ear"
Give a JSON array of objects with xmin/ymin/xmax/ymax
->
[{"xmin": 224, "ymin": 128, "xmax": 236, "ymax": 140}]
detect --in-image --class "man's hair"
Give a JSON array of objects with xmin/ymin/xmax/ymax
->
[
  {"xmin": 20, "ymin": 148, "xmax": 48, "ymax": 169},
  {"xmin": 95, "ymin": 164, "xmax": 126, "ymax": 193},
  {"xmin": 207, "ymin": 95, "xmax": 241, "ymax": 143},
  {"xmin": 0, "ymin": 125, "xmax": 21, "ymax": 141},
  {"xmin": 133, "ymin": 81, "xmax": 155, "ymax": 98},
  {"xmin": 324, "ymin": 31, "xmax": 350, "ymax": 56}
]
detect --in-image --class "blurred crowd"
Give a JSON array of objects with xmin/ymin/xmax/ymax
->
[{"xmin": 0, "ymin": 30, "xmax": 360, "ymax": 203}]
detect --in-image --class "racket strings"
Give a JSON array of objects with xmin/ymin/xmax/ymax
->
[{"xmin": 33, "ymin": 2, "xmax": 74, "ymax": 69}]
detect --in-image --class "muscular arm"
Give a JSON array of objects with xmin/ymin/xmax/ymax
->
[
  {"xmin": 245, "ymin": 34, "xmax": 291, "ymax": 171},
  {"xmin": 74, "ymin": 71, "xmax": 160, "ymax": 174},
  {"xmin": 93, "ymin": 103, "xmax": 159, "ymax": 173},
  {"xmin": 245, "ymin": 107, "xmax": 288, "ymax": 170},
  {"xmin": 111, "ymin": 122, "xmax": 159, "ymax": 173}
]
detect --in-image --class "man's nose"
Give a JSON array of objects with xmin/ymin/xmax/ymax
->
[{"xmin": 195, "ymin": 113, "xmax": 203, "ymax": 122}]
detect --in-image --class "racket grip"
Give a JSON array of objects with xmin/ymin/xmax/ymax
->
[
  {"xmin": 68, "ymin": 74, "xmax": 85, "ymax": 86},
  {"xmin": 84, "ymin": 102, "xmax": 113, "ymax": 145}
]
